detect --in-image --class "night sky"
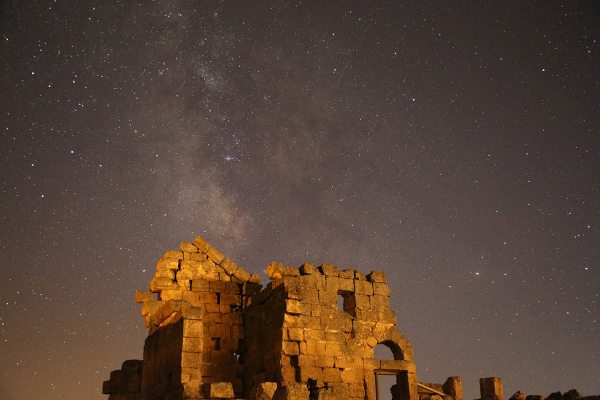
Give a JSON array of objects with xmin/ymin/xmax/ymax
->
[{"xmin": 1, "ymin": 1, "xmax": 599, "ymax": 399}]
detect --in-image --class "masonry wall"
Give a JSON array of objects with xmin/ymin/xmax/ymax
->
[
  {"xmin": 103, "ymin": 236, "xmax": 422, "ymax": 400},
  {"xmin": 241, "ymin": 262, "xmax": 418, "ymax": 400}
]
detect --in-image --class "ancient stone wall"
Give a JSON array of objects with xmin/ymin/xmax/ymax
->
[
  {"xmin": 102, "ymin": 236, "xmax": 488, "ymax": 400},
  {"xmin": 240, "ymin": 261, "xmax": 417, "ymax": 400}
]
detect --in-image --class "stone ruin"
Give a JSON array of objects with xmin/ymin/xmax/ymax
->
[{"xmin": 102, "ymin": 236, "xmax": 504, "ymax": 400}]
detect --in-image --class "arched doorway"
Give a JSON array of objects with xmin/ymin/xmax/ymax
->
[{"xmin": 371, "ymin": 328, "xmax": 418, "ymax": 400}]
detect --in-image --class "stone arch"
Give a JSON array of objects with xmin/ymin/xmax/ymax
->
[
  {"xmin": 373, "ymin": 326, "xmax": 414, "ymax": 361},
  {"xmin": 372, "ymin": 327, "xmax": 418, "ymax": 400}
]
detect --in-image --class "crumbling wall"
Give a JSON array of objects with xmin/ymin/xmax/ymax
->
[
  {"xmin": 241, "ymin": 261, "xmax": 418, "ymax": 400},
  {"xmin": 132, "ymin": 237, "xmax": 261, "ymax": 400},
  {"xmin": 102, "ymin": 359, "xmax": 143, "ymax": 400},
  {"xmin": 103, "ymin": 235, "xmax": 484, "ymax": 400}
]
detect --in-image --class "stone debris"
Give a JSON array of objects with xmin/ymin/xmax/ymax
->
[
  {"xmin": 102, "ymin": 236, "xmax": 495, "ymax": 400},
  {"xmin": 511, "ymin": 390, "xmax": 598, "ymax": 400}
]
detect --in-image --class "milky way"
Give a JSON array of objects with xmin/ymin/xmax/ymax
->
[{"xmin": 1, "ymin": 1, "xmax": 599, "ymax": 399}]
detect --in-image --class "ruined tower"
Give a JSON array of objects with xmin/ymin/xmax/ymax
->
[{"xmin": 102, "ymin": 236, "xmax": 469, "ymax": 400}]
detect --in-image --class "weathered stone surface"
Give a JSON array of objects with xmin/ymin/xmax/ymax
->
[
  {"xmin": 135, "ymin": 291, "xmax": 153, "ymax": 303},
  {"xmin": 181, "ymin": 242, "xmax": 199, "ymax": 253},
  {"xmin": 267, "ymin": 262, "xmax": 300, "ymax": 279},
  {"xmin": 366, "ymin": 270, "xmax": 386, "ymax": 283},
  {"xmin": 510, "ymin": 391, "xmax": 527, "ymax": 400},
  {"xmin": 443, "ymin": 376, "xmax": 463, "ymax": 400},
  {"xmin": 205, "ymin": 381, "xmax": 235, "ymax": 398},
  {"xmin": 480, "ymin": 377, "xmax": 504, "ymax": 400},
  {"xmin": 220, "ymin": 258, "xmax": 238, "ymax": 275},
  {"xmin": 300, "ymin": 263, "xmax": 316, "ymax": 275},
  {"xmin": 319, "ymin": 264, "xmax": 339, "ymax": 276},
  {"xmin": 207, "ymin": 247, "xmax": 225, "ymax": 264},
  {"xmin": 273, "ymin": 384, "xmax": 310, "ymax": 400},
  {"xmin": 193, "ymin": 236, "xmax": 211, "ymax": 253},
  {"xmin": 250, "ymin": 382, "xmax": 278, "ymax": 400},
  {"xmin": 106, "ymin": 235, "xmax": 464, "ymax": 400}
]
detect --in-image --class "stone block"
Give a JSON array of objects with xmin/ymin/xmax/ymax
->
[
  {"xmin": 301, "ymin": 340, "xmax": 326, "ymax": 356},
  {"xmin": 142, "ymin": 300, "xmax": 163, "ymax": 316},
  {"xmin": 279, "ymin": 367, "xmax": 297, "ymax": 383},
  {"xmin": 154, "ymin": 266, "xmax": 179, "ymax": 280},
  {"xmin": 354, "ymin": 280, "xmax": 373, "ymax": 295},
  {"xmin": 190, "ymin": 252, "xmax": 208, "ymax": 261},
  {"xmin": 350, "ymin": 294, "xmax": 368, "ymax": 309},
  {"xmin": 225, "ymin": 281, "xmax": 241, "ymax": 294},
  {"xmin": 182, "ymin": 336, "xmax": 203, "ymax": 352},
  {"xmin": 324, "ymin": 342, "xmax": 342, "ymax": 357},
  {"xmin": 282, "ymin": 340, "xmax": 300, "ymax": 355},
  {"xmin": 373, "ymin": 282, "xmax": 391, "ymax": 296},
  {"xmin": 298, "ymin": 366, "xmax": 323, "ymax": 382},
  {"xmin": 267, "ymin": 262, "xmax": 300, "ymax": 279},
  {"xmin": 207, "ymin": 247, "xmax": 225, "ymax": 264},
  {"xmin": 304, "ymin": 328, "xmax": 326, "ymax": 341},
  {"xmin": 314, "ymin": 356, "xmax": 335, "ymax": 368},
  {"xmin": 220, "ymin": 258, "xmax": 238, "ymax": 275},
  {"xmin": 183, "ymin": 320, "xmax": 204, "ymax": 337},
  {"xmin": 150, "ymin": 277, "xmax": 177, "ymax": 292},
  {"xmin": 480, "ymin": 377, "xmax": 503, "ymax": 400},
  {"xmin": 318, "ymin": 288, "xmax": 337, "ymax": 307},
  {"xmin": 300, "ymin": 263, "xmax": 316, "ymax": 275},
  {"xmin": 181, "ymin": 305, "xmax": 204, "ymax": 320},
  {"xmin": 135, "ymin": 291, "xmax": 153, "ymax": 303},
  {"xmin": 161, "ymin": 289, "xmax": 183, "ymax": 301},
  {"xmin": 341, "ymin": 369, "xmax": 363, "ymax": 384},
  {"xmin": 219, "ymin": 272, "xmax": 231, "ymax": 282},
  {"xmin": 220, "ymin": 304, "xmax": 232, "ymax": 313},
  {"xmin": 204, "ymin": 304, "xmax": 220, "ymax": 314},
  {"xmin": 338, "ymin": 269, "xmax": 355, "ymax": 279},
  {"xmin": 234, "ymin": 268, "xmax": 251, "ymax": 283},
  {"xmin": 322, "ymin": 367, "xmax": 342, "ymax": 383},
  {"xmin": 370, "ymin": 295, "xmax": 390, "ymax": 310},
  {"xmin": 164, "ymin": 250, "xmax": 184, "ymax": 260},
  {"xmin": 181, "ymin": 242, "xmax": 199, "ymax": 253},
  {"xmin": 190, "ymin": 279, "xmax": 210, "ymax": 292},
  {"xmin": 249, "ymin": 274, "xmax": 261, "ymax": 284},
  {"xmin": 273, "ymin": 384, "xmax": 310, "ymax": 400},
  {"xmin": 366, "ymin": 271, "xmax": 386, "ymax": 283},
  {"xmin": 193, "ymin": 236, "xmax": 211, "ymax": 253},
  {"xmin": 354, "ymin": 271, "xmax": 366, "ymax": 280},
  {"xmin": 221, "ymin": 293, "xmax": 242, "ymax": 306},
  {"xmin": 287, "ymin": 327, "xmax": 304, "ymax": 341},
  {"xmin": 319, "ymin": 264, "xmax": 339, "ymax": 276},
  {"xmin": 443, "ymin": 376, "xmax": 463, "ymax": 400},
  {"xmin": 204, "ymin": 312, "xmax": 224, "ymax": 324},
  {"xmin": 250, "ymin": 382, "xmax": 278, "ymax": 400},
  {"xmin": 381, "ymin": 360, "xmax": 416, "ymax": 373},
  {"xmin": 297, "ymin": 354, "xmax": 316, "ymax": 367},
  {"xmin": 180, "ymin": 259, "xmax": 202, "ymax": 271},
  {"xmin": 181, "ymin": 352, "xmax": 202, "ymax": 368},
  {"xmin": 209, "ymin": 323, "xmax": 231, "ymax": 338},
  {"xmin": 338, "ymin": 278, "xmax": 354, "ymax": 292},
  {"xmin": 205, "ymin": 381, "xmax": 235, "ymax": 399},
  {"xmin": 199, "ymin": 291, "xmax": 219, "ymax": 304}
]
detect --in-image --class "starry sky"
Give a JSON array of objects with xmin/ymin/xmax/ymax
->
[{"xmin": 1, "ymin": 1, "xmax": 599, "ymax": 399}]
